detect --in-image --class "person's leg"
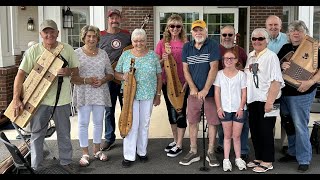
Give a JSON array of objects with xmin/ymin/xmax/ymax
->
[
  {"xmin": 78, "ymin": 105, "xmax": 91, "ymax": 158},
  {"xmin": 53, "ymin": 104, "xmax": 73, "ymax": 166},
  {"xmin": 136, "ymin": 99, "xmax": 153, "ymax": 157},
  {"xmin": 248, "ymin": 102, "xmax": 263, "ymax": 161},
  {"xmin": 216, "ymin": 124, "xmax": 224, "ymax": 151},
  {"xmin": 30, "ymin": 105, "xmax": 51, "ymax": 170},
  {"xmin": 222, "ymin": 121, "xmax": 232, "ymax": 159},
  {"xmin": 233, "ymin": 121, "xmax": 244, "ymax": 159},
  {"xmin": 92, "ymin": 105, "xmax": 105, "ymax": 154},
  {"xmin": 240, "ymin": 111, "xmax": 250, "ymax": 156}
]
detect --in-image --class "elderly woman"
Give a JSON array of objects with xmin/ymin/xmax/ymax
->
[
  {"xmin": 71, "ymin": 25, "xmax": 114, "ymax": 167},
  {"xmin": 115, "ymin": 28, "xmax": 162, "ymax": 168},
  {"xmin": 277, "ymin": 20, "xmax": 320, "ymax": 172},
  {"xmin": 155, "ymin": 14, "xmax": 188, "ymax": 157},
  {"xmin": 244, "ymin": 28, "xmax": 285, "ymax": 173}
]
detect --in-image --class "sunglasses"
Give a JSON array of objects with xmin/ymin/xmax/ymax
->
[
  {"xmin": 223, "ymin": 57, "xmax": 237, "ymax": 61},
  {"xmin": 222, "ymin": 33, "xmax": 233, "ymax": 37},
  {"xmin": 169, "ymin": 25, "xmax": 182, "ymax": 29},
  {"xmin": 251, "ymin": 37, "xmax": 266, "ymax": 41}
]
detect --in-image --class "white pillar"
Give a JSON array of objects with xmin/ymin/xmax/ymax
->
[
  {"xmin": 90, "ymin": 6, "xmax": 106, "ymax": 31},
  {"xmin": 38, "ymin": 6, "xmax": 63, "ymax": 42},
  {"xmin": 298, "ymin": 6, "xmax": 314, "ymax": 37},
  {"xmin": 10, "ymin": 6, "xmax": 21, "ymax": 56},
  {"xmin": 0, "ymin": 6, "xmax": 14, "ymax": 67}
]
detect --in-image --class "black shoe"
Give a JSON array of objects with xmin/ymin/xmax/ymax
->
[
  {"xmin": 278, "ymin": 154, "xmax": 297, "ymax": 163},
  {"xmin": 164, "ymin": 142, "xmax": 176, "ymax": 152},
  {"xmin": 297, "ymin": 164, "xmax": 309, "ymax": 172},
  {"xmin": 241, "ymin": 154, "xmax": 249, "ymax": 163},
  {"xmin": 122, "ymin": 159, "xmax": 133, "ymax": 168},
  {"xmin": 281, "ymin": 146, "xmax": 288, "ymax": 155},
  {"xmin": 100, "ymin": 141, "xmax": 115, "ymax": 151},
  {"xmin": 137, "ymin": 154, "xmax": 148, "ymax": 163},
  {"xmin": 214, "ymin": 146, "xmax": 224, "ymax": 154}
]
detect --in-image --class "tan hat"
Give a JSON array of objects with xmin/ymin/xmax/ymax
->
[
  {"xmin": 40, "ymin": 19, "xmax": 58, "ymax": 31},
  {"xmin": 107, "ymin": 9, "xmax": 121, "ymax": 17},
  {"xmin": 191, "ymin": 20, "xmax": 206, "ymax": 30}
]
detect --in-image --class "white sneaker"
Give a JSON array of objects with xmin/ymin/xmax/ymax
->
[
  {"xmin": 223, "ymin": 159, "xmax": 232, "ymax": 172},
  {"xmin": 235, "ymin": 158, "xmax": 247, "ymax": 171}
]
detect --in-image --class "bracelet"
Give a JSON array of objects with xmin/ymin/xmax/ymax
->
[
  {"xmin": 157, "ymin": 93, "xmax": 161, "ymax": 96},
  {"xmin": 83, "ymin": 78, "xmax": 86, "ymax": 84},
  {"xmin": 239, "ymin": 108, "xmax": 244, "ymax": 111},
  {"xmin": 217, "ymin": 107, "xmax": 222, "ymax": 112}
]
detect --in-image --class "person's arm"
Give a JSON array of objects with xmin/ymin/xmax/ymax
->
[
  {"xmin": 183, "ymin": 62, "xmax": 198, "ymax": 96},
  {"xmin": 153, "ymin": 73, "xmax": 162, "ymax": 106},
  {"xmin": 12, "ymin": 70, "xmax": 26, "ymax": 117},
  {"xmin": 265, "ymin": 80, "xmax": 281, "ymax": 112},
  {"xmin": 198, "ymin": 60, "xmax": 218, "ymax": 99},
  {"xmin": 214, "ymin": 85, "xmax": 224, "ymax": 119}
]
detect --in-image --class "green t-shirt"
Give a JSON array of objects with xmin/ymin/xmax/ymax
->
[{"xmin": 19, "ymin": 42, "xmax": 79, "ymax": 106}]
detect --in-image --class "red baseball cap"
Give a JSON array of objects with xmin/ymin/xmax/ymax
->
[{"xmin": 108, "ymin": 9, "xmax": 121, "ymax": 17}]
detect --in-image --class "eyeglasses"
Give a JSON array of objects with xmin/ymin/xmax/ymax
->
[
  {"xmin": 222, "ymin": 33, "xmax": 233, "ymax": 37},
  {"xmin": 169, "ymin": 25, "xmax": 182, "ymax": 29},
  {"xmin": 251, "ymin": 37, "xmax": 266, "ymax": 41},
  {"xmin": 133, "ymin": 39, "xmax": 145, "ymax": 43},
  {"xmin": 223, "ymin": 57, "xmax": 237, "ymax": 61}
]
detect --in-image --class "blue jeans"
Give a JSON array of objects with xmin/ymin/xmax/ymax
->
[
  {"xmin": 217, "ymin": 110, "xmax": 250, "ymax": 155},
  {"xmin": 280, "ymin": 89, "xmax": 316, "ymax": 165},
  {"xmin": 104, "ymin": 81, "xmax": 123, "ymax": 143}
]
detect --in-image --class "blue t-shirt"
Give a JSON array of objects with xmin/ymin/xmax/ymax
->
[
  {"xmin": 182, "ymin": 38, "xmax": 220, "ymax": 97},
  {"xmin": 267, "ymin": 32, "xmax": 288, "ymax": 54}
]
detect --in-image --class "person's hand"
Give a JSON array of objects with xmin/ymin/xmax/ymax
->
[
  {"xmin": 281, "ymin": 61, "xmax": 291, "ymax": 71},
  {"xmin": 122, "ymin": 72, "xmax": 129, "ymax": 81},
  {"xmin": 189, "ymin": 87, "xmax": 198, "ymax": 98},
  {"xmin": 217, "ymin": 109, "xmax": 225, "ymax": 119},
  {"xmin": 153, "ymin": 95, "xmax": 161, "ymax": 106},
  {"xmin": 264, "ymin": 102, "xmax": 273, "ymax": 113},
  {"xmin": 13, "ymin": 98, "xmax": 24, "ymax": 117},
  {"xmin": 57, "ymin": 68, "xmax": 70, "ymax": 76},
  {"xmin": 297, "ymin": 79, "xmax": 314, "ymax": 93},
  {"xmin": 197, "ymin": 89, "xmax": 208, "ymax": 100},
  {"xmin": 92, "ymin": 77, "xmax": 103, "ymax": 88},
  {"xmin": 236, "ymin": 109, "xmax": 243, "ymax": 119},
  {"xmin": 162, "ymin": 53, "xmax": 169, "ymax": 61},
  {"xmin": 181, "ymin": 82, "xmax": 188, "ymax": 93}
]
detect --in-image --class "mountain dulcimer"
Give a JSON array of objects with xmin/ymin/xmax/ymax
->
[
  {"xmin": 119, "ymin": 58, "xmax": 137, "ymax": 138},
  {"xmin": 4, "ymin": 44, "xmax": 64, "ymax": 128},
  {"xmin": 164, "ymin": 42, "xmax": 185, "ymax": 113}
]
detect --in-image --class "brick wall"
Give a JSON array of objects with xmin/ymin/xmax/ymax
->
[
  {"xmin": 121, "ymin": 6, "xmax": 154, "ymax": 50},
  {"xmin": 249, "ymin": 6, "xmax": 283, "ymax": 51}
]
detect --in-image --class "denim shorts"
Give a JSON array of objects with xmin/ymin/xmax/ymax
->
[{"xmin": 220, "ymin": 110, "xmax": 247, "ymax": 123}]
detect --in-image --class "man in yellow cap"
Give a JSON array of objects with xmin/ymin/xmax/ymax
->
[{"xmin": 179, "ymin": 20, "xmax": 220, "ymax": 167}]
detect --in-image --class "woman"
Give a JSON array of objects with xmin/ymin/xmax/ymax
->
[
  {"xmin": 277, "ymin": 20, "xmax": 320, "ymax": 172},
  {"xmin": 71, "ymin": 25, "xmax": 114, "ymax": 167},
  {"xmin": 115, "ymin": 28, "xmax": 162, "ymax": 168},
  {"xmin": 214, "ymin": 50, "xmax": 247, "ymax": 172},
  {"xmin": 155, "ymin": 14, "xmax": 188, "ymax": 157},
  {"xmin": 244, "ymin": 28, "xmax": 285, "ymax": 173}
]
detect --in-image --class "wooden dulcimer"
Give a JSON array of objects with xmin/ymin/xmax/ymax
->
[
  {"xmin": 118, "ymin": 58, "xmax": 136, "ymax": 138},
  {"xmin": 164, "ymin": 42, "xmax": 185, "ymax": 113}
]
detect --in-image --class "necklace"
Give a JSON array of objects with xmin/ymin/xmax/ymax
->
[{"xmin": 82, "ymin": 46, "xmax": 98, "ymax": 56}]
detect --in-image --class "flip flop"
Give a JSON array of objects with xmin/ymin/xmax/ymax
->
[
  {"xmin": 252, "ymin": 164, "xmax": 273, "ymax": 173},
  {"xmin": 79, "ymin": 154, "xmax": 90, "ymax": 167},
  {"xmin": 247, "ymin": 160, "xmax": 261, "ymax": 168},
  {"xmin": 94, "ymin": 151, "xmax": 108, "ymax": 161}
]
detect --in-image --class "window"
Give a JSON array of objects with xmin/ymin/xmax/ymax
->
[
  {"xmin": 314, "ymin": 6, "xmax": 320, "ymax": 40},
  {"xmin": 204, "ymin": 13, "xmax": 235, "ymax": 43},
  {"xmin": 67, "ymin": 11, "xmax": 87, "ymax": 49}
]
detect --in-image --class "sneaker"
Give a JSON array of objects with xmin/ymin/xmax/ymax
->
[
  {"xmin": 100, "ymin": 141, "xmax": 115, "ymax": 151},
  {"xmin": 122, "ymin": 159, "xmax": 133, "ymax": 168},
  {"xmin": 214, "ymin": 146, "xmax": 224, "ymax": 154},
  {"xmin": 164, "ymin": 142, "xmax": 176, "ymax": 152},
  {"xmin": 297, "ymin": 164, "xmax": 309, "ymax": 173},
  {"xmin": 167, "ymin": 146, "xmax": 182, "ymax": 157},
  {"xmin": 241, "ymin": 154, "xmax": 249, "ymax": 163},
  {"xmin": 206, "ymin": 152, "xmax": 220, "ymax": 167},
  {"xmin": 137, "ymin": 154, "xmax": 148, "ymax": 163},
  {"xmin": 223, "ymin": 159, "xmax": 232, "ymax": 172},
  {"xmin": 278, "ymin": 154, "xmax": 297, "ymax": 163},
  {"xmin": 179, "ymin": 151, "xmax": 200, "ymax": 166},
  {"xmin": 235, "ymin": 158, "xmax": 247, "ymax": 171}
]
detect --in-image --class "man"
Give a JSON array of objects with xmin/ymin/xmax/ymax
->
[
  {"xmin": 13, "ymin": 19, "xmax": 79, "ymax": 173},
  {"xmin": 265, "ymin": 15, "xmax": 289, "ymax": 154},
  {"xmin": 99, "ymin": 9, "xmax": 131, "ymax": 151},
  {"xmin": 179, "ymin": 20, "xmax": 220, "ymax": 167},
  {"xmin": 215, "ymin": 25, "xmax": 250, "ymax": 162}
]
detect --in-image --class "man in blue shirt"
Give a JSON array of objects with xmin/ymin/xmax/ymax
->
[{"xmin": 179, "ymin": 20, "xmax": 220, "ymax": 167}]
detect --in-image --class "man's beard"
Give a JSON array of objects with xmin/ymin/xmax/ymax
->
[
  {"xmin": 194, "ymin": 36, "xmax": 205, "ymax": 43},
  {"xmin": 221, "ymin": 41, "xmax": 234, "ymax": 49}
]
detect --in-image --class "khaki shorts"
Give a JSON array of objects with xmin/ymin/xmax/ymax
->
[{"xmin": 187, "ymin": 96, "xmax": 220, "ymax": 125}]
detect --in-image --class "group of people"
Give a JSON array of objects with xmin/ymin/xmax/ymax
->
[{"xmin": 11, "ymin": 8, "xmax": 319, "ymax": 174}]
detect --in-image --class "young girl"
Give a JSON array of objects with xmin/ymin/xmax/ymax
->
[{"xmin": 213, "ymin": 50, "xmax": 247, "ymax": 172}]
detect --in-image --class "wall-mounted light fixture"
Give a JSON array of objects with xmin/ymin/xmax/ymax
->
[
  {"xmin": 62, "ymin": 7, "xmax": 74, "ymax": 29},
  {"xmin": 27, "ymin": 17, "xmax": 34, "ymax": 31},
  {"xmin": 20, "ymin": 6, "xmax": 26, "ymax": 10}
]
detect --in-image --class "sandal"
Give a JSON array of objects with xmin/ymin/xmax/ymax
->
[
  {"xmin": 252, "ymin": 164, "xmax": 273, "ymax": 173},
  {"xmin": 94, "ymin": 151, "xmax": 108, "ymax": 161},
  {"xmin": 79, "ymin": 154, "xmax": 90, "ymax": 167},
  {"xmin": 247, "ymin": 160, "xmax": 261, "ymax": 168}
]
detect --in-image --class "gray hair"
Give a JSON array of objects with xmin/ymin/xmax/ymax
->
[
  {"xmin": 80, "ymin": 25, "xmax": 101, "ymax": 43},
  {"xmin": 251, "ymin": 28, "xmax": 270, "ymax": 44},
  {"xmin": 221, "ymin": 25, "xmax": 235, "ymax": 33},
  {"xmin": 287, "ymin": 20, "xmax": 309, "ymax": 35},
  {"xmin": 131, "ymin": 28, "xmax": 147, "ymax": 41}
]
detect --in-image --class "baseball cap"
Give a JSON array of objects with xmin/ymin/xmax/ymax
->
[
  {"xmin": 108, "ymin": 9, "xmax": 121, "ymax": 17},
  {"xmin": 40, "ymin": 19, "xmax": 58, "ymax": 31},
  {"xmin": 191, "ymin": 20, "xmax": 206, "ymax": 30}
]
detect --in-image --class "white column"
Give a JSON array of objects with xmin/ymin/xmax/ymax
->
[
  {"xmin": 298, "ymin": 6, "xmax": 314, "ymax": 37},
  {"xmin": 38, "ymin": 6, "xmax": 63, "ymax": 42},
  {"xmin": 0, "ymin": 6, "xmax": 14, "ymax": 67},
  {"xmin": 89, "ymin": 6, "xmax": 106, "ymax": 31},
  {"xmin": 10, "ymin": 6, "xmax": 21, "ymax": 56}
]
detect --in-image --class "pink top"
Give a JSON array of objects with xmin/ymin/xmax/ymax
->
[{"xmin": 155, "ymin": 39, "xmax": 185, "ymax": 84}]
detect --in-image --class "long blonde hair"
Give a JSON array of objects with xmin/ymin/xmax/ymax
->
[{"xmin": 163, "ymin": 14, "xmax": 187, "ymax": 43}]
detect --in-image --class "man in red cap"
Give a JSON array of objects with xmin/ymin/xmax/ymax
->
[{"xmin": 99, "ymin": 9, "xmax": 131, "ymax": 151}]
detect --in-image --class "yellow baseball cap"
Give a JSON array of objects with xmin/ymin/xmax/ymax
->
[{"xmin": 191, "ymin": 20, "xmax": 206, "ymax": 30}]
